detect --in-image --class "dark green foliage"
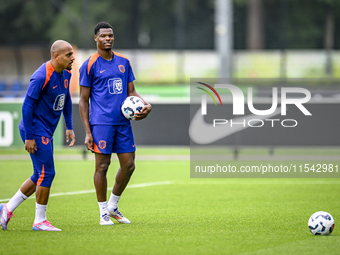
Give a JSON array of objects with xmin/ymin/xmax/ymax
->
[{"xmin": 0, "ymin": 0, "xmax": 339, "ymax": 49}]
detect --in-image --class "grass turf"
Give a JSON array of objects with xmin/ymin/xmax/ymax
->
[{"xmin": 0, "ymin": 149, "xmax": 339, "ymax": 255}]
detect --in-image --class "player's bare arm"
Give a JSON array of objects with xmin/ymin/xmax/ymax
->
[
  {"xmin": 79, "ymin": 85, "xmax": 94, "ymax": 151},
  {"xmin": 127, "ymin": 81, "xmax": 152, "ymax": 120}
]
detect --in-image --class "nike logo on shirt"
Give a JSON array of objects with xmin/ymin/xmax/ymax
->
[
  {"xmin": 100, "ymin": 69, "xmax": 106, "ymax": 73},
  {"xmin": 53, "ymin": 85, "xmax": 58, "ymax": 89}
]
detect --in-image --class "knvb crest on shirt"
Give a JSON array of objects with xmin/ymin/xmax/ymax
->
[
  {"xmin": 64, "ymin": 79, "xmax": 69, "ymax": 89},
  {"xmin": 53, "ymin": 94, "xmax": 65, "ymax": 111},
  {"xmin": 118, "ymin": 65, "xmax": 125, "ymax": 73},
  {"xmin": 108, "ymin": 78, "xmax": 123, "ymax": 94}
]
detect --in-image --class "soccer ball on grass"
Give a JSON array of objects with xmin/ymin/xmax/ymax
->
[
  {"xmin": 121, "ymin": 96, "xmax": 144, "ymax": 120},
  {"xmin": 308, "ymin": 211, "xmax": 334, "ymax": 235}
]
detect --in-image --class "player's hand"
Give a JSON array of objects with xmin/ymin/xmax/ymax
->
[
  {"xmin": 25, "ymin": 139, "xmax": 37, "ymax": 154},
  {"xmin": 134, "ymin": 103, "xmax": 152, "ymax": 121},
  {"xmin": 85, "ymin": 132, "xmax": 94, "ymax": 152},
  {"xmin": 66, "ymin": 129, "xmax": 76, "ymax": 147}
]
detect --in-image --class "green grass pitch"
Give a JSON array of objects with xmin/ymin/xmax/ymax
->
[{"xmin": 0, "ymin": 147, "xmax": 339, "ymax": 255}]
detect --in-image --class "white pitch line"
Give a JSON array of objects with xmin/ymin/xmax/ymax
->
[
  {"xmin": 0, "ymin": 181, "xmax": 174, "ymax": 203},
  {"xmin": 1, "ymin": 180, "xmax": 339, "ymax": 202}
]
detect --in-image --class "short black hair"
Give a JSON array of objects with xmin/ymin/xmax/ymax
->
[{"xmin": 94, "ymin": 22, "xmax": 113, "ymax": 35}]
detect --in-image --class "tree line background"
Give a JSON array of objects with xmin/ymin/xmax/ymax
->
[{"xmin": 0, "ymin": 0, "xmax": 339, "ymax": 50}]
